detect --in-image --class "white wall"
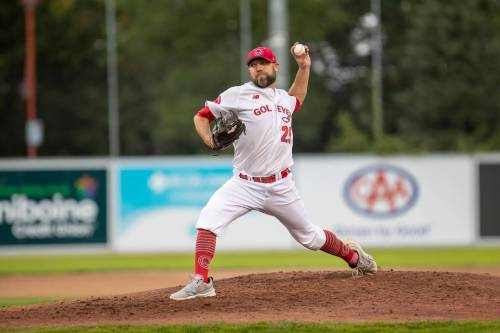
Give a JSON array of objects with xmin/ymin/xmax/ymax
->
[
  {"xmin": 295, "ymin": 155, "xmax": 475, "ymax": 247},
  {"xmin": 114, "ymin": 155, "xmax": 476, "ymax": 251}
]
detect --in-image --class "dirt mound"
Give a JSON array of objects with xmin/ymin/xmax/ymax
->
[{"xmin": 2, "ymin": 270, "xmax": 500, "ymax": 328}]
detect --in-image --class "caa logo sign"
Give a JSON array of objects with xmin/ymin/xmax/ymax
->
[{"xmin": 343, "ymin": 164, "xmax": 419, "ymax": 218}]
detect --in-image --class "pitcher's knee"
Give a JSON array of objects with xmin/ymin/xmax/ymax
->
[
  {"xmin": 296, "ymin": 228, "xmax": 326, "ymax": 250},
  {"xmin": 300, "ymin": 239, "xmax": 317, "ymax": 250}
]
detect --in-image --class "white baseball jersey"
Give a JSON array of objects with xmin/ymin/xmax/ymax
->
[
  {"xmin": 198, "ymin": 81, "xmax": 326, "ymax": 251},
  {"xmin": 206, "ymin": 82, "xmax": 300, "ymax": 177}
]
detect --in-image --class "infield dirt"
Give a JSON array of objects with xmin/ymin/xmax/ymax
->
[{"xmin": 1, "ymin": 270, "xmax": 500, "ymax": 328}]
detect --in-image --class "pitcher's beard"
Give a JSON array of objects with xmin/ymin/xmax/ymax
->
[{"xmin": 253, "ymin": 74, "xmax": 276, "ymax": 88}]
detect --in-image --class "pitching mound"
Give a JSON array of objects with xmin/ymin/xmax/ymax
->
[{"xmin": 1, "ymin": 270, "xmax": 500, "ymax": 328}]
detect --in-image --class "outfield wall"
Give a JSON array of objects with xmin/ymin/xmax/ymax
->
[
  {"xmin": 0, "ymin": 154, "xmax": 499, "ymax": 253},
  {"xmin": 295, "ymin": 155, "xmax": 475, "ymax": 247}
]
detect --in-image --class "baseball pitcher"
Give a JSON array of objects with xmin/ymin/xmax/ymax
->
[{"xmin": 170, "ymin": 43, "xmax": 377, "ymax": 301}]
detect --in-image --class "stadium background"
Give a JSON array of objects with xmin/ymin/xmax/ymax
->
[{"xmin": 1, "ymin": 0, "xmax": 500, "ymax": 332}]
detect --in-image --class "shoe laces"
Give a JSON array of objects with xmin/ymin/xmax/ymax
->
[{"xmin": 181, "ymin": 274, "xmax": 204, "ymax": 292}]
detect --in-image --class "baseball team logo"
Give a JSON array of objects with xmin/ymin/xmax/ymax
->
[
  {"xmin": 253, "ymin": 48, "xmax": 264, "ymax": 56},
  {"xmin": 197, "ymin": 255, "xmax": 211, "ymax": 269},
  {"xmin": 343, "ymin": 164, "xmax": 419, "ymax": 218}
]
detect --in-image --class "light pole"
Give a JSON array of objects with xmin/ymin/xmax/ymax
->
[
  {"xmin": 106, "ymin": 0, "xmax": 120, "ymax": 156},
  {"xmin": 22, "ymin": 0, "xmax": 42, "ymax": 158},
  {"xmin": 240, "ymin": 0, "xmax": 252, "ymax": 83},
  {"xmin": 370, "ymin": 0, "xmax": 383, "ymax": 142},
  {"xmin": 268, "ymin": 0, "xmax": 289, "ymax": 88}
]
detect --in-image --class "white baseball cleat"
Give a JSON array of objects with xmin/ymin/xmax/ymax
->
[
  {"xmin": 169, "ymin": 274, "xmax": 216, "ymax": 301},
  {"xmin": 346, "ymin": 241, "xmax": 378, "ymax": 277}
]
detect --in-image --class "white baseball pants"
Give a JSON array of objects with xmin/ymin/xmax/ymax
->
[{"xmin": 196, "ymin": 173, "xmax": 326, "ymax": 250}]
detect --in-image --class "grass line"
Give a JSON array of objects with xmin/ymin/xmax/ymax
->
[
  {"xmin": 2, "ymin": 321, "xmax": 500, "ymax": 333},
  {"xmin": 0, "ymin": 297, "xmax": 73, "ymax": 308},
  {"xmin": 0, "ymin": 247, "xmax": 499, "ymax": 276}
]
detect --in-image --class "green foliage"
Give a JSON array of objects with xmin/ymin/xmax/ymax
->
[
  {"xmin": 0, "ymin": 1, "xmax": 30, "ymax": 156},
  {"xmin": 391, "ymin": 0, "xmax": 500, "ymax": 151},
  {"xmin": 2, "ymin": 1, "xmax": 500, "ymax": 156},
  {"xmin": 36, "ymin": 1, "xmax": 108, "ymax": 155},
  {"xmin": 116, "ymin": 0, "xmax": 241, "ymax": 155},
  {"xmin": 328, "ymin": 112, "xmax": 371, "ymax": 152}
]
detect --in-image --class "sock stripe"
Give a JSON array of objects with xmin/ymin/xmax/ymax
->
[
  {"xmin": 195, "ymin": 229, "xmax": 217, "ymax": 282},
  {"xmin": 197, "ymin": 247, "xmax": 215, "ymax": 253},
  {"xmin": 320, "ymin": 230, "xmax": 358, "ymax": 268}
]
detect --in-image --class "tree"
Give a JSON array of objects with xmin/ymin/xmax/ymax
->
[
  {"xmin": 0, "ymin": 0, "xmax": 108, "ymax": 157},
  {"xmin": 0, "ymin": 1, "xmax": 29, "ymax": 156},
  {"xmin": 2, "ymin": 0, "xmax": 500, "ymax": 156},
  {"xmin": 390, "ymin": 0, "xmax": 500, "ymax": 151}
]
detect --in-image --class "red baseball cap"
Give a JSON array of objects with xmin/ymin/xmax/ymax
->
[{"xmin": 246, "ymin": 46, "xmax": 279, "ymax": 65}]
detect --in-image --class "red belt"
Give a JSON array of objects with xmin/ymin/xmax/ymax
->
[{"xmin": 239, "ymin": 168, "xmax": 291, "ymax": 184}]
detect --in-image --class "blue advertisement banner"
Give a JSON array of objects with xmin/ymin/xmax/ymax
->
[{"xmin": 117, "ymin": 163, "xmax": 232, "ymax": 250}]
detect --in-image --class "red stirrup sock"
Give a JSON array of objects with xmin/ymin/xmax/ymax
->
[
  {"xmin": 194, "ymin": 228, "xmax": 217, "ymax": 282},
  {"xmin": 320, "ymin": 230, "xmax": 359, "ymax": 268}
]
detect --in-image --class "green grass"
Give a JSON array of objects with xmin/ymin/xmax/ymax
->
[
  {"xmin": 1, "ymin": 249, "xmax": 500, "ymax": 331},
  {"xmin": 0, "ymin": 297, "xmax": 72, "ymax": 308},
  {"xmin": 2, "ymin": 321, "xmax": 500, "ymax": 333},
  {"xmin": 1, "ymin": 247, "xmax": 500, "ymax": 308},
  {"xmin": 0, "ymin": 247, "xmax": 500, "ymax": 276}
]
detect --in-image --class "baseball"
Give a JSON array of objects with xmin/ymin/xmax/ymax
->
[{"xmin": 293, "ymin": 43, "xmax": 306, "ymax": 56}]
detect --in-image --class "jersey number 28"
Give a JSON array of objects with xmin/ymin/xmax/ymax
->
[{"xmin": 281, "ymin": 125, "xmax": 292, "ymax": 144}]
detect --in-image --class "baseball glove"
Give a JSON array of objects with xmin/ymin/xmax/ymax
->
[{"xmin": 211, "ymin": 110, "xmax": 246, "ymax": 151}]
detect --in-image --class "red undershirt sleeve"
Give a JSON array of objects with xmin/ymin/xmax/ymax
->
[
  {"xmin": 196, "ymin": 106, "xmax": 215, "ymax": 122},
  {"xmin": 293, "ymin": 97, "xmax": 302, "ymax": 113}
]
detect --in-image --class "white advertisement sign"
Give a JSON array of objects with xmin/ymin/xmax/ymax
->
[
  {"xmin": 115, "ymin": 156, "xmax": 475, "ymax": 252},
  {"xmin": 295, "ymin": 156, "xmax": 475, "ymax": 246}
]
